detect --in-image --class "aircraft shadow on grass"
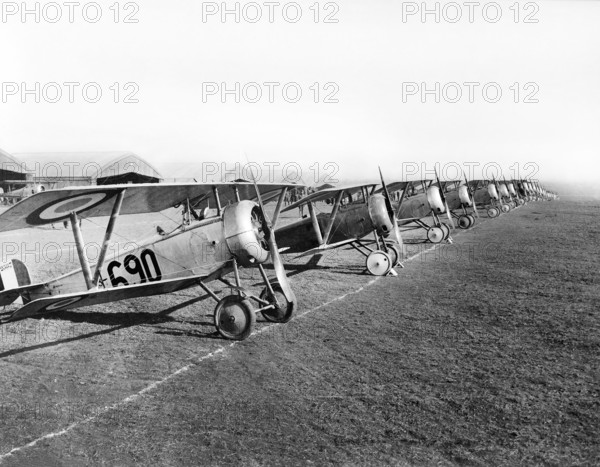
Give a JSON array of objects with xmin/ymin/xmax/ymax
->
[{"xmin": 0, "ymin": 293, "xmax": 220, "ymax": 359}]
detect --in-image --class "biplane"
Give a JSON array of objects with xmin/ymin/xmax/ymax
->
[
  {"xmin": 381, "ymin": 170, "xmax": 459, "ymax": 244},
  {"xmin": 0, "ymin": 181, "xmax": 299, "ymax": 340},
  {"xmin": 468, "ymin": 179, "xmax": 513, "ymax": 218},
  {"xmin": 434, "ymin": 174, "xmax": 480, "ymax": 230},
  {"xmin": 275, "ymin": 170, "xmax": 405, "ymax": 276}
]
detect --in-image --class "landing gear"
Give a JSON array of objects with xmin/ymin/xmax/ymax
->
[
  {"xmin": 427, "ymin": 226, "xmax": 445, "ymax": 243},
  {"xmin": 386, "ymin": 244, "xmax": 402, "ymax": 268},
  {"xmin": 501, "ymin": 204, "xmax": 510, "ymax": 213},
  {"xmin": 517, "ymin": 198, "xmax": 525, "ymax": 206},
  {"xmin": 457, "ymin": 215, "xmax": 471, "ymax": 229},
  {"xmin": 259, "ymin": 284, "xmax": 295, "ymax": 323},
  {"xmin": 365, "ymin": 250, "xmax": 392, "ymax": 276},
  {"xmin": 214, "ymin": 295, "xmax": 255, "ymax": 341},
  {"xmin": 439, "ymin": 223, "xmax": 451, "ymax": 240},
  {"xmin": 487, "ymin": 207, "xmax": 499, "ymax": 218},
  {"xmin": 466, "ymin": 214, "xmax": 475, "ymax": 227}
]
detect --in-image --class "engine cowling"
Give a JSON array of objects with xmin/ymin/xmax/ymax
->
[
  {"xmin": 487, "ymin": 183, "xmax": 499, "ymax": 200},
  {"xmin": 222, "ymin": 200, "xmax": 270, "ymax": 267},
  {"xmin": 499, "ymin": 183, "xmax": 509, "ymax": 197},
  {"xmin": 426, "ymin": 186, "xmax": 445, "ymax": 213},
  {"xmin": 458, "ymin": 185, "xmax": 472, "ymax": 206},
  {"xmin": 368, "ymin": 194, "xmax": 394, "ymax": 236},
  {"xmin": 508, "ymin": 183, "xmax": 516, "ymax": 196}
]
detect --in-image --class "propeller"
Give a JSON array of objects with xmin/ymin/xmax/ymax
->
[
  {"xmin": 463, "ymin": 170, "xmax": 479, "ymax": 218},
  {"xmin": 503, "ymin": 176, "xmax": 514, "ymax": 204},
  {"xmin": 492, "ymin": 176, "xmax": 502, "ymax": 203},
  {"xmin": 435, "ymin": 167, "xmax": 455, "ymax": 229},
  {"xmin": 378, "ymin": 167, "xmax": 404, "ymax": 251},
  {"xmin": 249, "ymin": 174, "xmax": 295, "ymax": 303}
]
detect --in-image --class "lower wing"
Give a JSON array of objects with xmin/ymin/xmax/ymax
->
[{"xmin": 4, "ymin": 276, "xmax": 205, "ymax": 322}]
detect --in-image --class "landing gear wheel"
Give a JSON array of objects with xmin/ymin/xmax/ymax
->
[
  {"xmin": 427, "ymin": 227, "xmax": 444, "ymax": 244},
  {"xmin": 259, "ymin": 284, "xmax": 295, "ymax": 323},
  {"xmin": 517, "ymin": 198, "xmax": 525, "ymax": 206},
  {"xmin": 457, "ymin": 215, "xmax": 470, "ymax": 229},
  {"xmin": 214, "ymin": 295, "xmax": 255, "ymax": 341},
  {"xmin": 501, "ymin": 204, "xmax": 510, "ymax": 213},
  {"xmin": 386, "ymin": 244, "xmax": 402, "ymax": 267},
  {"xmin": 439, "ymin": 223, "xmax": 451, "ymax": 240},
  {"xmin": 466, "ymin": 214, "xmax": 475, "ymax": 227},
  {"xmin": 366, "ymin": 250, "xmax": 392, "ymax": 276},
  {"xmin": 487, "ymin": 208, "xmax": 499, "ymax": 218}
]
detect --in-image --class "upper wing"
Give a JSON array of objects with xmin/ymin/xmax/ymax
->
[
  {"xmin": 375, "ymin": 180, "xmax": 434, "ymax": 195},
  {"xmin": 0, "ymin": 182, "xmax": 298, "ymax": 232},
  {"xmin": 281, "ymin": 183, "xmax": 377, "ymax": 213}
]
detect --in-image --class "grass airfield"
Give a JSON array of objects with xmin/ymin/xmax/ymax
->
[{"xmin": 0, "ymin": 198, "xmax": 598, "ymax": 465}]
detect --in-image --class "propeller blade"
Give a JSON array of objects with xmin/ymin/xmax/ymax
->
[
  {"xmin": 463, "ymin": 170, "xmax": 479, "ymax": 218},
  {"xmin": 435, "ymin": 167, "xmax": 455, "ymax": 229},
  {"xmin": 248, "ymin": 168, "xmax": 295, "ymax": 302},
  {"xmin": 378, "ymin": 167, "xmax": 404, "ymax": 249},
  {"xmin": 378, "ymin": 166, "xmax": 395, "ymax": 218}
]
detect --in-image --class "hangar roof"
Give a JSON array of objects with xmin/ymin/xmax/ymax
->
[
  {"xmin": 0, "ymin": 147, "xmax": 28, "ymax": 174},
  {"xmin": 13, "ymin": 152, "xmax": 163, "ymax": 181}
]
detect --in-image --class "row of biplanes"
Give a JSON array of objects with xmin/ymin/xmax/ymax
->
[{"xmin": 0, "ymin": 169, "xmax": 557, "ymax": 340}]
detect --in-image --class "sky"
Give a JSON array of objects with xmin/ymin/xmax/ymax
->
[{"xmin": 0, "ymin": 0, "xmax": 598, "ymax": 188}]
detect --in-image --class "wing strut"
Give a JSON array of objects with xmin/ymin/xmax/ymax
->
[
  {"xmin": 322, "ymin": 190, "xmax": 344, "ymax": 245},
  {"xmin": 70, "ymin": 212, "xmax": 94, "ymax": 290},
  {"xmin": 213, "ymin": 187, "xmax": 222, "ymax": 216},
  {"xmin": 271, "ymin": 187, "xmax": 288, "ymax": 229},
  {"xmin": 395, "ymin": 181, "xmax": 411, "ymax": 218},
  {"xmin": 307, "ymin": 201, "xmax": 324, "ymax": 245},
  {"xmin": 92, "ymin": 189, "xmax": 126, "ymax": 286}
]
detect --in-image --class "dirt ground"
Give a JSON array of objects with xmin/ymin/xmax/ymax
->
[{"xmin": 0, "ymin": 199, "xmax": 598, "ymax": 466}]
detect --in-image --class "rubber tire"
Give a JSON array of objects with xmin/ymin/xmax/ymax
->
[
  {"xmin": 457, "ymin": 216, "xmax": 470, "ymax": 229},
  {"xmin": 259, "ymin": 284, "xmax": 295, "ymax": 324},
  {"xmin": 366, "ymin": 251, "xmax": 392, "ymax": 276},
  {"xmin": 214, "ymin": 295, "xmax": 255, "ymax": 341},
  {"xmin": 487, "ymin": 208, "xmax": 499, "ymax": 218},
  {"xmin": 386, "ymin": 244, "xmax": 402, "ymax": 267},
  {"xmin": 439, "ymin": 223, "xmax": 451, "ymax": 240},
  {"xmin": 427, "ymin": 227, "xmax": 444, "ymax": 243}
]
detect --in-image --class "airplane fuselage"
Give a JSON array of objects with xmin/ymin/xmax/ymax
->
[
  {"xmin": 276, "ymin": 201, "xmax": 376, "ymax": 254},
  {"xmin": 23, "ymin": 216, "xmax": 236, "ymax": 302}
]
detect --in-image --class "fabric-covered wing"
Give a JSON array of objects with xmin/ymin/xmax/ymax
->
[
  {"xmin": 0, "ymin": 182, "xmax": 298, "ymax": 232},
  {"xmin": 5, "ymin": 276, "xmax": 205, "ymax": 321},
  {"xmin": 375, "ymin": 180, "xmax": 434, "ymax": 195},
  {"xmin": 282, "ymin": 184, "xmax": 377, "ymax": 213}
]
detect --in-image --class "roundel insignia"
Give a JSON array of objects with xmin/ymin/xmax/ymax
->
[
  {"xmin": 26, "ymin": 191, "xmax": 117, "ymax": 225},
  {"xmin": 43, "ymin": 296, "xmax": 85, "ymax": 312}
]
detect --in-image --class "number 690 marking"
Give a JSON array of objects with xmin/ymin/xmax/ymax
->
[{"xmin": 107, "ymin": 249, "xmax": 162, "ymax": 287}]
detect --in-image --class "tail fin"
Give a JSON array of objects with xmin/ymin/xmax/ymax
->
[{"xmin": 0, "ymin": 259, "xmax": 31, "ymax": 305}]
